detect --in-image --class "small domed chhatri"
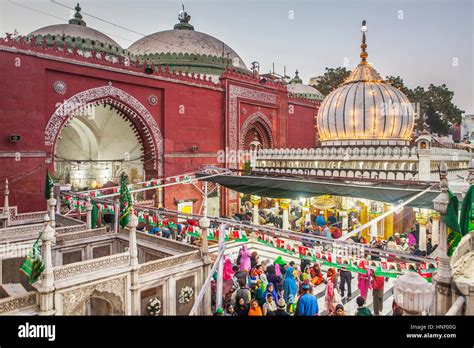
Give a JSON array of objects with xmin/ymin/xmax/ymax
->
[
  {"xmin": 287, "ymin": 70, "xmax": 324, "ymax": 101},
  {"xmin": 317, "ymin": 20, "xmax": 415, "ymax": 147},
  {"xmin": 28, "ymin": 3, "xmax": 124, "ymax": 55},
  {"xmin": 128, "ymin": 5, "xmax": 248, "ymax": 77}
]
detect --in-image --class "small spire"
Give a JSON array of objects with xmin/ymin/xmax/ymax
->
[
  {"xmin": 69, "ymin": 3, "xmax": 86, "ymax": 26},
  {"xmin": 175, "ymin": 4, "xmax": 194, "ymax": 30},
  {"xmin": 289, "ymin": 69, "xmax": 303, "ymax": 84},
  {"xmin": 360, "ymin": 19, "xmax": 368, "ymax": 63}
]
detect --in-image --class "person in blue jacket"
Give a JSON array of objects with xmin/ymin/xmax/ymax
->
[{"xmin": 295, "ymin": 284, "xmax": 319, "ymax": 316}]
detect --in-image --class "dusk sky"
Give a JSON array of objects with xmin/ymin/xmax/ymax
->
[{"xmin": 1, "ymin": 0, "xmax": 473, "ymax": 113}]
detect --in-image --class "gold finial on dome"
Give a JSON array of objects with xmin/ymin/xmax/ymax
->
[{"xmin": 360, "ymin": 20, "xmax": 368, "ymax": 63}]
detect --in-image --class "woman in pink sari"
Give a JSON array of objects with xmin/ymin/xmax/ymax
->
[
  {"xmin": 239, "ymin": 245, "xmax": 251, "ymax": 273},
  {"xmin": 357, "ymin": 262, "xmax": 372, "ymax": 299},
  {"xmin": 325, "ymin": 268, "xmax": 339, "ymax": 314}
]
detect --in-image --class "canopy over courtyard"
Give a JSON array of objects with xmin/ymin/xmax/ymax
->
[{"xmin": 197, "ymin": 173, "xmax": 443, "ymax": 209}]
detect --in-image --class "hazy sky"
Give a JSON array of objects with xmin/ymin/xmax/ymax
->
[{"xmin": 1, "ymin": 0, "xmax": 473, "ymax": 113}]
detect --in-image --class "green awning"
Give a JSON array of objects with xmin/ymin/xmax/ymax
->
[{"xmin": 197, "ymin": 174, "xmax": 442, "ymax": 209}]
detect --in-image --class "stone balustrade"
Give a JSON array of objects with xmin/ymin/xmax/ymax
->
[
  {"xmin": 0, "ymin": 291, "xmax": 38, "ymax": 315},
  {"xmin": 0, "ymin": 223, "xmax": 43, "ymax": 241},
  {"xmin": 53, "ymin": 252, "xmax": 130, "ymax": 281},
  {"xmin": 138, "ymin": 250, "xmax": 201, "ymax": 275},
  {"xmin": 55, "ymin": 227, "xmax": 110, "ymax": 244}
]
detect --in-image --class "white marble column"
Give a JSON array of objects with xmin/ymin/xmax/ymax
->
[
  {"xmin": 280, "ymin": 199, "xmax": 291, "ymax": 231},
  {"xmin": 85, "ymin": 196, "xmax": 93, "ymax": 230},
  {"xmin": 251, "ymin": 195, "xmax": 261, "ymax": 226},
  {"xmin": 304, "ymin": 200, "xmax": 311, "ymax": 224},
  {"xmin": 370, "ymin": 219, "xmax": 378, "ymax": 239},
  {"xmin": 127, "ymin": 211, "xmax": 140, "ymax": 315},
  {"xmin": 157, "ymin": 187, "xmax": 163, "ymax": 208},
  {"xmin": 431, "ymin": 214, "xmax": 440, "ymax": 246},
  {"xmin": 47, "ymin": 196, "xmax": 57, "ymax": 229},
  {"xmin": 38, "ymin": 214, "xmax": 56, "ymax": 316},
  {"xmin": 199, "ymin": 216, "xmax": 212, "ymax": 315},
  {"xmin": 340, "ymin": 211, "xmax": 348, "ymax": 234},
  {"xmin": 418, "ymin": 220, "xmax": 427, "ymax": 252}
]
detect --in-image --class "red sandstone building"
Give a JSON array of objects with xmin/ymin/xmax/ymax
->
[{"xmin": 0, "ymin": 5, "xmax": 321, "ymax": 216}]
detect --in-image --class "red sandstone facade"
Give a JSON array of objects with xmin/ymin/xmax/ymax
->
[{"xmin": 0, "ymin": 37, "xmax": 319, "ymax": 215}]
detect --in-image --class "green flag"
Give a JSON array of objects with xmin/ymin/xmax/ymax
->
[
  {"xmin": 446, "ymin": 190, "xmax": 462, "ymax": 256},
  {"xmin": 91, "ymin": 200, "xmax": 99, "ymax": 229},
  {"xmin": 20, "ymin": 235, "xmax": 45, "ymax": 284},
  {"xmin": 119, "ymin": 173, "xmax": 132, "ymax": 228},
  {"xmin": 460, "ymin": 185, "xmax": 474, "ymax": 235},
  {"xmin": 44, "ymin": 170, "xmax": 54, "ymax": 200}
]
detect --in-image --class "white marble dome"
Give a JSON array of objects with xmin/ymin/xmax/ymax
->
[{"xmin": 317, "ymin": 34, "xmax": 415, "ymax": 146}]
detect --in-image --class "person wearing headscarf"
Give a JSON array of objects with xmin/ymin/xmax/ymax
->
[
  {"xmin": 301, "ymin": 265, "xmax": 312, "ymax": 282},
  {"xmin": 225, "ymin": 303, "xmax": 237, "ymax": 316},
  {"xmin": 316, "ymin": 211, "xmax": 326, "ymax": 227},
  {"xmin": 250, "ymin": 251, "xmax": 259, "ymax": 269},
  {"xmin": 238, "ymin": 245, "xmax": 251, "ymax": 273},
  {"xmin": 248, "ymin": 299, "xmax": 263, "ymax": 316},
  {"xmin": 265, "ymin": 265, "xmax": 283, "ymax": 293},
  {"xmin": 223, "ymin": 258, "xmax": 234, "ymax": 281},
  {"xmin": 283, "ymin": 267, "xmax": 298, "ymax": 304},
  {"xmin": 263, "ymin": 282, "xmax": 277, "ymax": 301},
  {"xmin": 274, "ymin": 255, "xmax": 286, "ymax": 277},
  {"xmin": 275, "ymin": 298, "xmax": 290, "ymax": 316},
  {"xmin": 357, "ymin": 262, "xmax": 372, "ymax": 300},
  {"xmin": 262, "ymin": 293, "xmax": 277, "ymax": 316},
  {"xmin": 254, "ymin": 279, "xmax": 266, "ymax": 306},
  {"xmin": 310, "ymin": 263, "xmax": 324, "ymax": 286},
  {"xmin": 235, "ymin": 296, "xmax": 248, "ymax": 316}
]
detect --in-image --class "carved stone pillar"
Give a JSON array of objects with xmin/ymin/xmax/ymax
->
[
  {"xmin": 432, "ymin": 161, "xmax": 453, "ymax": 315},
  {"xmin": 38, "ymin": 214, "xmax": 56, "ymax": 316},
  {"xmin": 280, "ymin": 199, "xmax": 292, "ymax": 231},
  {"xmin": 47, "ymin": 196, "xmax": 57, "ymax": 229},
  {"xmin": 303, "ymin": 199, "xmax": 311, "ymax": 225},
  {"xmin": 199, "ymin": 216, "xmax": 212, "ymax": 315},
  {"xmin": 127, "ymin": 211, "xmax": 140, "ymax": 315},
  {"xmin": 417, "ymin": 215, "xmax": 428, "ymax": 252},
  {"xmin": 86, "ymin": 196, "xmax": 93, "ymax": 230},
  {"xmin": 157, "ymin": 187, "xmax": 163, "ymax": 208},
  {"xmin": 431, "ymin": 213, "xmax": 440, "ymax": 246},
  {"xmin": 250, "ymin": 195, "xmax": 261, "ymax": 226}
]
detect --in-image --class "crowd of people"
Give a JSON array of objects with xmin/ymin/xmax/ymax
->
[{"xmin": 210, "ymin": 245, "xmax": 400, "ymax": 317}]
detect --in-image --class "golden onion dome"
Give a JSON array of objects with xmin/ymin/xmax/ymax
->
[{"xmin": 317, "ymin": 21, "xmax": 415, "ymax": 147}]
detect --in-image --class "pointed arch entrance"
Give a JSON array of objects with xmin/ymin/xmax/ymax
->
[
  {"xmin": 239, "ymin": 111, "xmax": 274, "ymax": 150},
  {"xmin": 45, "ymin": 85, "xmax": 163, "ymax": 185}
]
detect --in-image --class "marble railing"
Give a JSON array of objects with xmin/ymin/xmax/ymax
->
[
  {"xmin": 138, "ymin": 250, "xmax": 201, "ymax": 275},
  {"xmin": 56, "ymin": 223, "xmax": 87, "ymax": 235},
  {"xmin": 0, "ymin": 291, "xmax": 38, "ymax": 315},
  {"xmin": 257, "ymin": 146, "xmax": 471, "ymax": 162},
  {"xmin": 0, "ymin": 223, "xmax": 43, "ymax": 241},
  {"xmin": 56, "ymin": 214, "xmax": 85, "ymax": 227},
  {"xmin": 5, "ymin": 207, "xmax": 47, "ymax": 225},
  {"xmin": 53, "ymin": 252, "xmax": 130, "ymax": 281},
  {"xmin": 55, "ymin": 227, "xmax": 110, "ymax": 245},
  {"xmin": 120, "ymin": 230, "xmax": 198, "ymax": 253}
]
